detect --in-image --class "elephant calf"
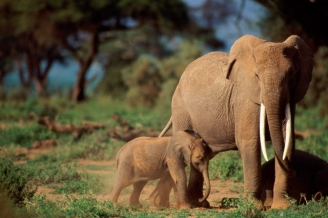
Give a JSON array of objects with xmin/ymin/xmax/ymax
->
[
  {"xmin": 109, "ymin": 130, "xmax": 211, "ymax": 208},
  {"xmin": 261, "ymin": 150, "xmax": 328, "ymax": 207}
]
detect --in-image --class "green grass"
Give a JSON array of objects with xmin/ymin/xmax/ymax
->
[
  {"xmin": 84, "ymin": 164, "xmax": 110, "ymax": 171},
  {"xmin": 0, "ymin": 124, "xmax": 57, "ymax": 148},
  {"xmin": 0, "ymin": 96, "xmax": 328, "ymax": 217},
  {"xmin": 209, "ymin": 151, "xmax": 243, "ymax": 182}
]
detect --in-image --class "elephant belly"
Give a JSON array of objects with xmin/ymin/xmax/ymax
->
[
  {"xmin": 174, "ymin": 76, "xmax": 237, "ymax": 151},
  {"xmin": 133, "ymin": 155, "xmax": 167, "ymax": 180}
]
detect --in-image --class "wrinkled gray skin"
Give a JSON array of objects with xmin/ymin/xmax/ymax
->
[
  {"xmin": 261, "ymin": 150, "xmax": 328, "ymax": 207},
  {"xmin": 152, "ymin": 35, "xmax": 313, "ymax": 209},
  {"xmin": 109, "ymin": 130, "xmax": 211, "ymax": 208}
]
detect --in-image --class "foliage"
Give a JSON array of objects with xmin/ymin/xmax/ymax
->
[
  {"xmin": 0, "ymin": 157, "xmax": 37, "ymax": 204},
  {"xmin": 0, "ymin": 98, "xmax": 59, "ymax": 120},
  {"xmin": 52, "ymin": 178, "xmax": 101, "ymax": 195},
  {"xmin": 122, "ymin": 55, "xmax": 163, "ymax": 107},
  {"xmin": 0, "ymin": 96, "xmax": 327, "ymax": 217},
  {"xmin": 226, "ymin": 196, "xmax": 265, "ymax": 218},
  {"xmin": 0, "ymin": 125, "xmax": 56, "ymax": 148},
  {"xmin": 301, "ymin": 46, "xmax": 328, "ymax": 113},
  {"xmin": 256, "ymin": 0, "xmax": 328, "ymax": 50},
  {"xmin": 0, "ymin": 0, "xmax": 193, "ymax": 101},
  {"xmin": 209, "ymin": 151, "xmax": 244, "ymax": 182},
  {"xmin": 26, "ymin": 160, "xmax": 84, "ymax": 184},
  {"xmin": 157, "ymin": 40, "xmax": 204, "ymax": 107}
]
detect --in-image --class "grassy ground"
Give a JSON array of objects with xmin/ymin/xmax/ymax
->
[{"xmin": 0, "ymin": 96, "xmax": 328, "ymax": 217}]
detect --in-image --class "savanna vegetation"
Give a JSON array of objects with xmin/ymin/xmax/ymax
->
[
  {"xmin": 0, "ymin": 97, "xmax": 327, "ymax": 217},
  {"xmin": 0, "ymin": 0, "xmax": 328, "ymax": 217}
]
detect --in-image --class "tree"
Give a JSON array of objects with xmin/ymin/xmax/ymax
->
[
  {"xmin": 0, "ymin": 0, "xmax": 191, "ymax": 101},
  {"xmin": 57, "ymin": 0, "xmax": 192, "ymax": 102},
  {"xmin": 0, "ymin": 0, "xmax": 65, "ymax": 97},
  {"xmin": 255, "ymin": 0, "xmax": 328, "ymax": 51}
]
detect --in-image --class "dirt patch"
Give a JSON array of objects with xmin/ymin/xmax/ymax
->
[{"xmin": 36, "ymin": 186, "xmax": 66, "ymax": 201}]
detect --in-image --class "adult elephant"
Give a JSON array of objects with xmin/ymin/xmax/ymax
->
[{"xmin": 153, "ymin": 35, "xmax": 313, "ymax": 209}]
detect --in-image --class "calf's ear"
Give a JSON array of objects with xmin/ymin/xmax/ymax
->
[
  {"xmin": 171, "ymin": 131, "xmax": 194, "ymax": 165},
  {"xmin": 178, "ymin": 144, "xmax": 191, "ymax": 165}
]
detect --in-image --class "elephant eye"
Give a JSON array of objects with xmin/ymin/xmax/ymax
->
[{"xmin": 196, "ymin": 156, "xmax": 203, "ymax": 161}]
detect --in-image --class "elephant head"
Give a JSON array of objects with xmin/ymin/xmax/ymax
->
[
  {"xmin": 172, "ymin": 130, "xmax": 211, "ymax": 203},
  {"xmin": 226, "ymin": 35, "xmax": 313, "ymax": 172}
]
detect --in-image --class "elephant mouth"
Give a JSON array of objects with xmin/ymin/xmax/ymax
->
[{"xmin": 260, "ymin": 102, "xmax": 292, "ymax": 161}]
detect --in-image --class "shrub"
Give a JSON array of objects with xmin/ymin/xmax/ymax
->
[
  {"xmin": 0, "ymin": 157, "xmax": 37, "ymax": 204},
  {"xmin": 27, "ymin": 160, "xmax": 84, "ymax": 184},
  {"xmin": 0, "ymin": 124, "xmax": 56, "ymax": 148}
]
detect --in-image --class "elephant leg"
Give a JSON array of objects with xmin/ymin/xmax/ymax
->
[
  {"xmin": 187, "ymin": 165, "xmax": 210, "ymax": 208},
  {"xmin": 109, "ymin": 179, "xmax": 131, "ymax": 204},
  {"xmin": 261, "ymin": 186, "xmax": 274, "ymax": 207},
  {"xmin": 149, "ymin": 172, "xmax": 173, "ymax": 207},
  {"xmin": 235, "ymin": 102, "xmax": 263, "ymax": 207},
  {"xmin": 130, "ymin": 181, "xmax": 148, "ymax": 207},
  {"xmin": 271, "ymin": 157, "xmax": 291, "ymax": 209},
  {"xmin": 172, "ymin": 182, "xmax": 180, "ymax": 208},
  {"xmin": 239, "ymin": 142, "xmax": 262, "ymax": 201}
]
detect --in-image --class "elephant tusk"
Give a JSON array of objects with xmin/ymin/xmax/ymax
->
[
  {"xmin": 283, "ymin": 103, "xmax": 292, "ymax": 160},
  {"xmin": 260, "ymin": 103, "xmax": 268, "ymax": 161}
]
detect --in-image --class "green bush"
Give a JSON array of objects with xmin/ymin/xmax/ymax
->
[
  {"xmin": 0, "ymin": 157, "xmax": 37, "ymax": 204},
  {"xmin": 27, "ymin": 160, "xmax": 84, "ymax": 184},
  {"xmin": 53, "ymin": 177, "xmax": 101, "ymax": 195},
  {"xmin": 209, "ymin": 151, "xmax": 243, "ymax": 182},
  {"xmin": 226, "ymin": 196, "xmax": 265, "ymax": 218},
  {"xmin": 0, "ymin": 124, "xmax": 56, "ymax": 148},
  {"xmin": 0, "ymin": 98, "xmax": 59, "ymax": 121}
]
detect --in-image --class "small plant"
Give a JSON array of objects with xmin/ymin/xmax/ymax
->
[
  {"xmin": 220, "ymin": 197, "xmax": 240, "ymax": 209},
  {"xmin": 0, "ymin": 124, "xmax": 56, "ymax": 148},
  {"xmin": 53, "ymin": 177, "xmax": 102, "ymax": 195},
  {"xmin": 228, "ymin": 195, "xmax": 265, "ymax": 218},
  {"xmin": 0, "ymin": 157, "xmax": 37, "ymax": 204},
  {"xmin": 27, "ymin": 160, "xmax": 84, "ymax": 184}
]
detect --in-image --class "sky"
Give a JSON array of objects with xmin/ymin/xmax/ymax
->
[{"xmin": 184, "ymin": 0, "xmax": 268, "ymax": 51}]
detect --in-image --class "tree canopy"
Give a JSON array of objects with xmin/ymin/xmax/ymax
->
[
  {"xmin": 0, "ymin": 0, "xmax": 194, "ymax": 101},
  {"xmin": 255, "ymin": 0, "xmax": 328, "ymax": 51}
]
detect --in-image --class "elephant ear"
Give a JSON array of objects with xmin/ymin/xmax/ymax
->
[
  {"xmin": 172, "ymin": 130, "xmax": 197, "ymax": 165},
  {"xmin": 178, "ymin": 143, "xmax": 191, "ymax": 165},
  {"xmin": 226, "ymin": 35, "xmax": 266, "ymax": 104},
  {"xmin": 283, "ymin": 35, "xmax": 313, "ymax": 103}
]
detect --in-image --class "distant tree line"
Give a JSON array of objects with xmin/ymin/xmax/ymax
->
[
  {"xmin": 0, "ymin": 0, "xmax": 326, "ymax": 111},
  {"xmin": 0, "ymin": 0, "xmax": 234, "ymax": 103}
]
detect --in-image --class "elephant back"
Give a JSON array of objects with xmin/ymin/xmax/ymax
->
[{"xmin": 181, "ymin": 52, "xmax": 229, "ymax": 85}]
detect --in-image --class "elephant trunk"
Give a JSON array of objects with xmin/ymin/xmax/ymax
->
[
  {"xmin": 264, "ymin": 93, "xmax": 292, "ymax": 173},
  {"xmin": 199, "ymin": 161, "xmax": 211, "ymax": 203}
]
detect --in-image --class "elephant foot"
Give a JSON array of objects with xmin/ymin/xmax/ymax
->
[
  {"xmin": 189, "ymin": 199, "xmax": 210, "ymax": 208},
  {"xmin": 263, "ymin": 197, "xmax": 273, "ymax": 208},
  {"xmin": 177, "ymin": 202, "xmax": 192, "ymax": 209},
  {"xmin": 129, "ymin": 202, "xmax": 143, "ymax": 208},
  {"xmin": 149, "ymin": 192, "xmax": 170, "ymax": 208},
  {"xmin": 254, "ymin": 199, "xmax": 265, "ymax": 211},
  {"xmin": 271, "ymin": 198, "xmax": 292, "ymax": 209}
]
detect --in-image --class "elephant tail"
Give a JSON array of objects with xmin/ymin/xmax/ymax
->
[{"xmin": 158, "ymin": 117, "xmax": 172, "ymax": 137}]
